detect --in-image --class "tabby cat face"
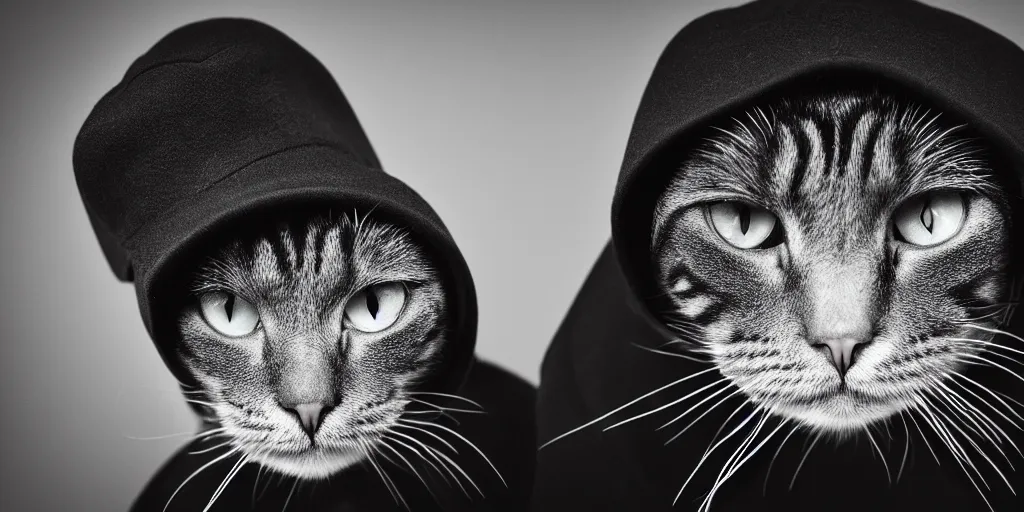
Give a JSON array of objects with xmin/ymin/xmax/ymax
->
[
  {"xmin": 177, "ymin": 213, "xmax": 447, "ymax": 479},
  {"xmin": 652, "ymin": 92, "xmax": 1012, "ymax": 433}
]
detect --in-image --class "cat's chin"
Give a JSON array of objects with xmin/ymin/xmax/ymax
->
[
  {"xmin": 252, "ymin": 446, "xmax": 367, "ymax": 480},
  {"xmin": 770, "ymin": 393, "xmax": 904, "ymax": 434}
]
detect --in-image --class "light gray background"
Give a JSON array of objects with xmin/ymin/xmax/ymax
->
[{"xmin": 1, "ymin": 0, "xmax": 1022, "ymax": 510}]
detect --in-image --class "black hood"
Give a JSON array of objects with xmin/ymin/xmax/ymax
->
[
  {"xmin": 73, "ymin": 18, "xmax": 477, "ymax": 394},
  {"xmin": 534, "ymin": 0, "xmax": 1024, "ymax": 510}
]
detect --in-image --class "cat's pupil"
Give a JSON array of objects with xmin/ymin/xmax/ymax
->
[
  {"xmin": 366, "ymin": 288, "xmax": 380, "ymax": 319},
  {"xmin": 920, "ymin": 199, "xmax": 935, "ymax": 233},
  {"xmin": 224, "ymin": 293, "xmax": 236, "ymax": 321},
  {"xmin": 738, "ymin": 204, "xmax": 751, "ymax": 235}
]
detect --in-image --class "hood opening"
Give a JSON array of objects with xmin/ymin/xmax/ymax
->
[
  {"xmin": 148, "ymin": 195, "xmax": 478, "ymax": 396},
  {"xmin": 613, "ymin": 68, "xmax": 1024, "ymax": 339}
]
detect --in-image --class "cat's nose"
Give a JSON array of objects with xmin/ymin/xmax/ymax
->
[
  {"xmin": 812, "ymin": 338, "xmax": 867, "ymax": 377},
  {"xmin": 284, "ymin": 402, "xmax": 332, "ymax": 440}
]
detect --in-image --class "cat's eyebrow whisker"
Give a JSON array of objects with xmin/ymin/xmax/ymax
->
[
  {"xmin": 163, "ymin": 447, "xmax": 240, "ymax": 512},
  {"xmin": 539, "ymin": 367, "xmax": 719, "ymax": 449}
]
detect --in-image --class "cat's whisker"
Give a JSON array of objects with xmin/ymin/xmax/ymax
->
[
  {"xmin": 658, "ymin": 382, "xmax": 734, "ymax": 431},
  {"xmin": 281, "ymin": 478, "xmax": 299, "ymax": 512},
  {"xmin": 184, "ymin": 399, "xmax": 218, "ymax": 408},
  {"xmin": 700, "ymin": 413, "xmax": 779, "ymax": 512},
  {"xmin": 932, "ymin": 377, "xmax": 1021, "ymax": 459},
  {"xmin": 378, "ymin": 436, "xmax": 440, "ymax": 501},
  {"xmin": 202, "ymin": 453, "xmax": 250, "ymax": 512},
  {"xmin": 924, "ymin": 385, "xmax": 999, "ymax": 451},
  {"xmin": 762, "ymin": 422, "xmax": 800, "ymax": 495},
  {"xmin": 386, "ymin": 429, "xmax": 456, "ymax": 489},
  {"xmin": 395, "ymin": 420, "xmax": 458, "ymax": 454},
  {"xmin": 897, "ymin": 414, "xmax": 910, "ymax": 483},
  {"xmin": 251, "ymin": 460, "xmax": 265, "ymax": 507},
  {"xmin": 406, "ymin": 391, "xmax": 483, "ymax": 410},
  {"xmin": 947, "ymin": 374, "xmax": 1024, "ymax": 434},
  {"xmin": 539, "ymin": 367, "xmax": 719, "ymax": 449},
  {"xmin": 363, "ymin": 444, "xmax": 406, "ymax": 510},
  {"xmin": 665, "ymin": 388, "xmax": 747, "ymax": 446},
  {"xmin": 944, "ymin": 336, "xmax": 1024, "ymax": 362},
  {"xmin": 403, "ymin": 418, "xmax": 507, "ymax": 488},
  {"xmin": 190, "ymin": 439, "xmax": 234, "ymax": 455},
  {"xmin": 162, "ymin": 447, "xmax": 240, "ymax": 512},
  {"xmin": 912, "ymin": 397, "xmax": 995, "ymax": 511},
  {"xmin": 603, "ymin": 378, "xmax": 729, "ymax": 432},
  {"xmin": 788, "ymin": 431, "xmax": 822, "ymax": 491},
  {"xmin": 913, "ymin": 393, "xmax": 990, "ymax": 490},
  {"xmin": 959, "ymin": 354, "xmax": 1024, "ymax": 387},
  {"xmin": 631, "ymin": 343, "xmax": 711, "ymax": 364},
  {"xmin": 673, "ymin": 405, "xmax": 761, "ymax": 505},
  {"xmin": 905, "ymin": 409, "xmax": 941, "ymax": 467},
  {"xmin": 862, "ymin": 426, "xmax": 892, "ymax": 485},
  {"xmin": 964, "ymin": 323, "xmax": 1024, "ymax": 345},
  {"xmin": 124, "ymin": 431, "xmax": 198, "ymax": 441},
  {"xmin": 408, "ymin": 397, "xmax": 484, "ymax": 415}
]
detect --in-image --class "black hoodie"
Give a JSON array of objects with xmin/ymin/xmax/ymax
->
[
  {"xmin": 73, "ymin": 18, "xmax": 534, "ymax": 511},
  {"xmin": 533, "ymin": 0, "xmax": 1024, "ymax": 511}
]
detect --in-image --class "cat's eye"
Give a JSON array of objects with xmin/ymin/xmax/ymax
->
[
  {"xmin": 344, "ymin": 282, "xmax": 407, "ymax": 333},
  {"xmin": 707, "ymin": 201, "xmax": 780, "ymax": 249},
  {"xmin": 198, "ymin": 291, "xmax": 260, "ymax": 337},
  {"xmin": 892, "ymin": 191, "xmax": 965, "ymax": 247}
]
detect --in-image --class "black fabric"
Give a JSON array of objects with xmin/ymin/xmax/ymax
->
[
  {"xmin": 132, "ymin": 359, "xmax": 536, "ymax": 512},
  {"xmin": 73, "ymin": 18, "xmax": 475, "ymax": 394},
  {"xmin": 533, "ymin": 0, "xmax": 1024, "ymax": 510},
  {"xmin": 73, "ymin": 18, "xmax": 534, "ymax": 511}
]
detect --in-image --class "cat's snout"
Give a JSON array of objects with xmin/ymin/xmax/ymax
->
[
  {"xmin": 283, "ymin": 402, "xmax": 333, "ymax": 441},
  {"xmin": 811, "ymin": 338, "xmax": 868, "ymax": 377}
]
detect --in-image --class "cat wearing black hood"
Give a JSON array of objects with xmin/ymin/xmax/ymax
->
[
  {"xmin": 531, "ymin": 1, "xmax": 1024, "ymax": 511},
  {"xmin": 73, "ymin": 17, "xmax": 534, "ymax": 512}
]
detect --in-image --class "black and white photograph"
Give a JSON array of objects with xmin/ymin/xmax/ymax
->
[{"xmin": 3, "ymin": 0, "xmax": 1024, "ymax": 511}]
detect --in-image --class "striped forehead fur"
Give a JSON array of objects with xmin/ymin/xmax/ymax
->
[
  {"xmin": 191, "ymin": 212, "xmax": 436, "ymax": 297},
  {"xmin": 653, "ymin": 91, "xmax": 999, "ymax": 248}
]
